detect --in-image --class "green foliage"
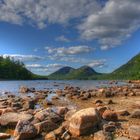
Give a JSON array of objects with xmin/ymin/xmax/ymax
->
[
  {"xmin": 109, "ymin": 53, "xmax": 140, "ymax": 80},
  {"xmin": 0, "ymin": 56, "xmax": 34, "ymax": 80},
  {"xmin": 48, "ymin": 66, "xmax": 75, "ymax": 80},
  {"xmin": 48, "ymin": 53, "xmax": 140, "ymax": 80},
  {"xmin": 48, "ymin": 66, "xmax": 101, "ymax": 80}
]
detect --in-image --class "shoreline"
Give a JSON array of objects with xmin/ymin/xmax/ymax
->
[{"xmin": 0, "ymin": 81, "xmax": 140, "ymax": 140}]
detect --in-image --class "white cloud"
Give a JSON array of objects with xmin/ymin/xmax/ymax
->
[
  {"xmin": 55, "ymin": 35, "xmax": 70, "ymax": 42},
  {"xmin": 45, "ymin": 45, "xmax": 95, "ymax": 57},
  {"xmin": 26, "ymin": 63, "xmax": 64, "ymax": 73},
  {"xmin": 1, "ymin": 54, "xmax": 43, "ymax": 62},
  {"xmin": 88, "ymin": 60, "xmax": 106, "ymax": 68},
  {"xmin": 79, "ymin": 0, "xmax": 140, "ymax": 49},
  {"xmin": 1, "ymin": 0, "xmax": 140, "ymax": 49},
  {"xmin": 26, "ymin": 63, "xmax": 63, "ymax": 69},
  {"xmin": 0, "ymin": 0, "xmax": 101, "ymax": 28}
]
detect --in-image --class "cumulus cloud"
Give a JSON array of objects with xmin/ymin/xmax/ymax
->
[
  {"xmin": 88, "ymin": 59, "xmax": 106, "ymax": 68},
  {"xmin": 26, "ymin": 63, "xmax": 64, "ymax": 73},
  {"xmin": 55, "ymin": 35, "xmax": 70, "ymax": 42},
  {"xmin": 26, "ymin": 63, "xmax": 63, "ymax": 69},
  {"xmin": 45, "ymin": 45, "xmax": 95, "ymax": 57},
  {"xmin": 79, "ymin": 0, "xmax": 140, "ymax": 49},
  {"xmin": 1, "ymin": 54, "xmax": 43, "ymax": 62},
  {"xmin": 0, "ymin": 0, "xmax": 101, "ymax": 28},
  {"xmin": 1, "ymin": 0, "xmax": 139, "ymax": 49}
]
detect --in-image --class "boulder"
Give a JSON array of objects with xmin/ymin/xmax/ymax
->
[
  {"xmin": 97, "ymin": 106, "xmax": 107, "ymax": 116},
  {"xmin": 0, "ymin": 112, "xmax": 33, "ymax": 126},
  {"xmin": 34, "ymin": 120, "xmax": 58, "ymax": 134},
  {"xmin": 35, "ymin": 108, "xmax": 62, "ymax": 123},
  {"xmin": 56, "ymin": 90, "xmax": 63, "ymax": 96},
  {"xmin": 14, "ymin": 120, "xmax": 37, "ymax": 140},
  {"xmin": 69, "ymin": 108, "xmax": 100, "ymax": 136},
  {"xmin": 128, "ymin": 125, "xmax": 140, "ymax": 140},
  {"xmin": 64, "ymin": 110, "xmax": 77, "ymax": 121},
  {"xmin": 0, "ymin": 133, "xmax": 11, "ymax": 139},
  {"xmin": 34, "ymin": 109, "xmax": 50, "ymax": 121},
  {"xmin": 103, "ymin": 124, "xmax": 116, "ymax": 132},
  {"xmin": 0, "ymin": 108, "xmax": 15, "ymax": 115},
  {"xmin": 19, "ymin": 86, "xmax": 30, "ymax": 93},
  {"xmin": 102, "ymin": 110, "xmax": 118, "ymax": 121},
  {"xmin": 23, "ymin": 100, "xmax": 35, "ymax": 110},
  {"xmin": 55, "ymin": 107, "xmax": 69, "ymax": 116},
  {"xmin": 45, "ymin": 126, "xmax": 65, "ymax": 140}
]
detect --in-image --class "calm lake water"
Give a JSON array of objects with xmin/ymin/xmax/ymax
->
[{"xmin": 0, "ymin": 80, "xmax": 126, "ymax": 96}]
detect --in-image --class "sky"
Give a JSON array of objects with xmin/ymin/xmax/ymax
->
[{"xmin": 0, "ymin": 0, "xmax": 140, "ymax": 75}]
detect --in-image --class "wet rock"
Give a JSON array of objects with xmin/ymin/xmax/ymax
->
[
  {"xmin": 34, "ymin": 120, "xmax": 58, "ymax": 134},
  {"xmin": 69, "ymin": 108, "xmax": 100, "ymax": 136},
  {"xmin": 103, "ymin": 123, "xmax": 116, "ymax": 132},
  {"xmin": 34, "ymin": 92, "xmax": 47, "ymax": 101},
  {"xmin": 35, "ymin": 108, "xmax": 62, "ymax": 123},
  {"xmin": 23, "ymin": 100, "xmax": 35, "ymax": 110},
  {"xmin": 0, "ymin": 112, "xmax": 33, "ymax": 126},
  {"xmin": 128, "ymin": 125, "xmax": 140, "ymax": 140},
  {"xmin": 84, "ymin": 92, "xmax": 91, "ymax": 98},
  {"xmin": 94, "ymin": 130, "xmax": 113, "ymax": 140},
  {"xmin": 0, "ymin": 133, "xmax": 11, "ymax": 139},
  {"xmin": 35, "ymin": 109, "xmax": 50, "ymax": 121},
  {"xmin": 55, "ymin": 107, "xmax": 69, "ymax": 116},
  {"xmin": 56, "ymin": 90, "xmax": 63, "ymax": 96},
  {"xmin": 102, "ymin": 110, "xmax": 118, "ymax": 121},
  {"xmin": 52, "ymin": 96, "xmax": 59, "ymax": 100},
  {"xmin": 14, "ymin": 120, "xmax": 37, "ymax": 140},
  {"xmin": 45, "ymin": 126, "xmax": 65, "ymax": 140},
  {"xmin": 130, "ymin": 109, "xmax": 140, "ymax": 119},
  {"xmin": 19, "ymin": 86, "xmax": 30, "ymax": 93},
  {"xmin": 97, "ymin": 106, "xmax": 108, "ymax": 116}
]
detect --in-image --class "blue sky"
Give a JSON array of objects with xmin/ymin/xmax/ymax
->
[{"xmin": 0, "ymin": 0, "xmax": 140, "ymax": 75}]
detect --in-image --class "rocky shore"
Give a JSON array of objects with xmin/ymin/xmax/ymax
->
[{"xmin": 0, "ymin": 81, "xmax": 140, "ymax": 140}]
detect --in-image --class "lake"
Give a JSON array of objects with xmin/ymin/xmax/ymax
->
[{"xmin": 0, "ymin": 80, "xmax": 126, "ymax": 96}]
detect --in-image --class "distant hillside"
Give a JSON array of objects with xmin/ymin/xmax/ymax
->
[
  {"xmin": 109, "ymin": 53, "xmax": 140, "ymax": 79},
  {"xmin": 48, "ymin": 53, "xmax": 140, "ymax": 80},
  {"xmin": 0, "ymin": 56, "xmax": 46, "ymax": 80},
  {"xmin": 48, "ymin": 66, "xmax": 101, "ymax": 80},
  {"xmin": 48, "ymin": 66, "xmax": 75, "ymax": 79},
  {"xmin": 65, "ymin": 66, "xmax": 101, "ymax": 79}
]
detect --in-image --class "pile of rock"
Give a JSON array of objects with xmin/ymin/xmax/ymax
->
[{"xmin": 54, "ymin": 84, "xmax": 140, "ymax": 102}]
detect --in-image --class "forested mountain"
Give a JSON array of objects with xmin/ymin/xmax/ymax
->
[
  {"xmin": 48, "ymin": 53, "xmax": 140, "ymax": 80},
  {"xmin": 0, "ymin": 56, "xmax": 34, "ymax": 80}
]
